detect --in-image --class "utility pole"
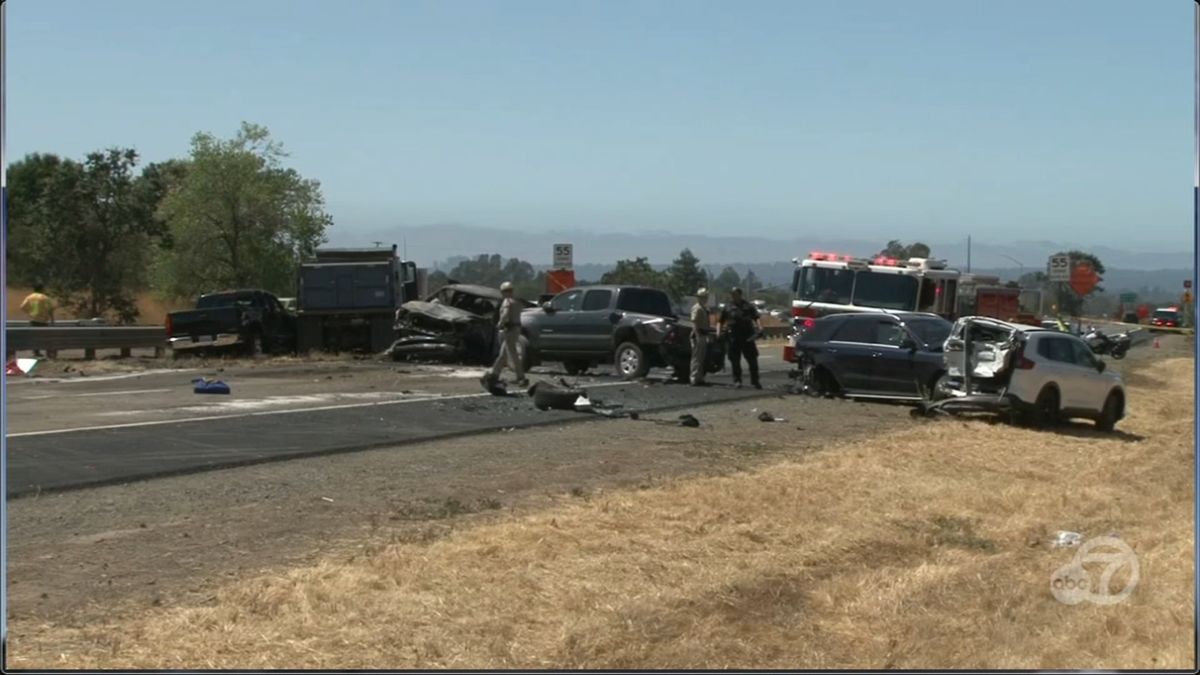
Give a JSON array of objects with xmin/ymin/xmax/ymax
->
[{"xmin": 966, "ymin": 235, "xmax": 972, "ymax": 273}]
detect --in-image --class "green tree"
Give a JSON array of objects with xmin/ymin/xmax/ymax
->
[
  {"xmin": 7, "ymin": 149, "xmax": 162, "ymax": 321},
  {"xmin": 5, "ymin": 153, "xmax": 79, "ymax": 287},
  {"xmin": 878, "ymin": 240, "xmax": 932, "ymax": 259},
  {"xmin": 1048, "ymin": 250, "xmax": 1106, "ymax": 317},
  {"xmin": 710, "ymin": 266, "xmax": 742, "ymax": 297},
  {"xmin": 743, "ymin": 269, "xmax": 763, "ymax": 296},
  {"xmin": 153, "ymin": 122, "xmax": 331, "ymax": 299},
  {"xmin": 134, "ymin": 158, "xmax": 190, "ymax": 249},
  {"xmin": 448, "ymin": 254, "xmax": 504, "ymax": 286},
  {"xmin": 666, "ymin": 248, "xmax": 708, "ymax": 299},
  {"xmin": 600, "ymin": 257, "xmax": 670, "ymax": 288},
  {"xmin": 446, "ymin": 254, "xmax": 542, "ymax": 299},
  {"xmin": 426, "ymin": 269, "xmax": 450, "ymax": 293}
]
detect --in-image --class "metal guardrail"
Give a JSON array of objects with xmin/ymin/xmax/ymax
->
[
  {"xmin": 6, "ymin": 319, "xmax": 110, "ymax": 328},
  {"xmin": 6, "ymin": 325, "xmax": 165, "ymax": 357}
]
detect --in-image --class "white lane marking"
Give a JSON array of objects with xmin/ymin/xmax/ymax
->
[
  {"xmin": 5, "ymin": 369, "xmax": 199, "ymax": 385},
  {"xmin": 6, "ymin": 380, "xmax": 632, "ymax": 438},
  {"xmin": 96, "ymin": 391, "xmax": 418, "ymax": 416},
  {"xmin": 16, "ymin": 388, "xmax": 173, "ymax": 401}
]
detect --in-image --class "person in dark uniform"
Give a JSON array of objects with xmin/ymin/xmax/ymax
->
[{"xmin": 718, "ymin": 287, "xmax": 762, "ymax": 389}]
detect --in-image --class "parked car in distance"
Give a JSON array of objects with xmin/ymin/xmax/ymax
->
[
  {"xmin": 1149, "ymin": 307, "xmax": 1181, "ymax": 329},
  {"xmin": 166, "ymin": 289, "xmax": 296, "ymax": 356},
  {"xmin": 1121, "ymin": 311, "xmax": 1139, "ymax": 325},
  {"xmin": 794, "ymin": 311, "xmax": 953, "ymax": 400},
  {"xmin": 520, "ymin": 285, "xmax": 725, "ymax": 379},
  {"xmin": 941, "ymin": 317, "xmax": 1126, "ymax": 431}
]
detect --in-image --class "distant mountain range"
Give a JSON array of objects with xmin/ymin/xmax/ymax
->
[{"xmin": 330, "ymin": 223, "xmax": 1193, "ymax": 296}]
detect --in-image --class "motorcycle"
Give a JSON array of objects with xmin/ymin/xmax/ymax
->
[{"xmin": 1083, "ymin": 329, "xmax": 1131, "ymax": 360}]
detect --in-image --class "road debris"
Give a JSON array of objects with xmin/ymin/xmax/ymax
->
[
  {"xmin": 6, "ymin": 358, "xmax": 39, "ymax": 377},
  {"xmin": 479, "ymin": 376, "xmax": 510, "ymax": 397},
  {"xmin": 757, "ymin": 411, "xmax": 786, "ymax": 422},
  {"xmin": 530, "ymin": 381, "xmax": 584, "ymax": 410},
  {"xmin": 1051, "ymin": 531, "xmax": 1082, "ymax": 548},
  {"xmin": 192, "ymin": 378, "xmax": 231, "ymax": 395}
]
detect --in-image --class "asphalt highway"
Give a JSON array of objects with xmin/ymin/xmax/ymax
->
[{"xmin": 5, "ymin": 355, "xmax": 793, "ymax": 497}]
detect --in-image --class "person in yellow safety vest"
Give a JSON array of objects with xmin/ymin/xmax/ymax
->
[{"xmin": 20, "ymin": 284, "xmax": 56, "ymax": 358}]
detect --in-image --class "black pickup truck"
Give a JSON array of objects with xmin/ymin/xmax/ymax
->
[
  {"xmin": 166, "ymin": 289, "xmax": 296, "ymax": 356},
  {"xmin": 519, "ymin": 285, "xmax": 725, "ymax": 380}
]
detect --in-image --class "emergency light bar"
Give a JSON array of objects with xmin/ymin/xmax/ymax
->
[{"xmin": 808, "ymin": 251, "xmax": 856, "ymax": 262}]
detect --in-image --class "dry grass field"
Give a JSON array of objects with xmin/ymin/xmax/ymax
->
[
  {"xmin": 5, "ymin": 287, "xmax": 188, "ymax": 325},
  {"xmin": 7, "ymin": 357, "xmax": 1194, "ymax": 670}
]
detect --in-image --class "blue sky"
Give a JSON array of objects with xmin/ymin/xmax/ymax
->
[{"xmin": 5, "ymin": 0, "xmax": 1193, "ymax": 250}]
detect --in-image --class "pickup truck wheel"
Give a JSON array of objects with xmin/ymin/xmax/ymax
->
[
  {"xmin": 1095, "ymin": 392, "xmax": 1122, "ymax": 432},
  {"xmin": 615, "ymin": 341, "xmax": 650, "ymax": 380}
]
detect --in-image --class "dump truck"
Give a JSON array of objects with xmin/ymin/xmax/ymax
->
[{"xmin": 295, "ymin": 245, "xmax": 425, "ymax": 354}]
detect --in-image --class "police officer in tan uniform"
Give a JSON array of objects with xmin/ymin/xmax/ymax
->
[
  {"xmin": 689, "ymin": 288, "xmax": 713, "ymax": 386},
  {"xmin": 485, "ymin": 281, "xmax": 528, "ymax": 388}
]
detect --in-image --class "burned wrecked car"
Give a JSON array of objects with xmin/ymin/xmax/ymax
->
[{"xmin": 387, "ymin": 284, "xmax": 532, "ymax": 364}]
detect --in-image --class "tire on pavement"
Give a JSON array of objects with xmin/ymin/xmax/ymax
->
[{"xmin": 615, "ymin": 341, "xmax": 650, "ymax": 380}]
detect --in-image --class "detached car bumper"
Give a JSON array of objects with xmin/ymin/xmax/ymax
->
[
  {"xmin": 168, "ymin": 334, "xmax": 243, "ymax": 351},
  {"xmin": 919, "ymin": 391, "xmax": 1013, "ymax": 415}
]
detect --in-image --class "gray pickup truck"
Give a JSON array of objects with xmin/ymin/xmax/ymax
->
[{"xmin": 519, "ymin": 285, "xmax": 725, "ymax": 380}]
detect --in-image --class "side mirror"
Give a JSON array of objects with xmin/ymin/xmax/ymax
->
[
  {"xmin": 901, "ymin": 338, "xmax": 918, "ymax": 351},
  {"xmin": 1096, "ymin": 360, "xmax": 1106, "ymax": 373},
  {"xmin": 609, "ymin": 311, "xmax": 622, "ymax": 324},
  {"xmin": 541, "ymin": 302, "xmax": 554, "ymax": 313}
]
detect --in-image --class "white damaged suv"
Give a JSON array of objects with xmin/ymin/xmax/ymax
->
[{"xmin": 937, "ymin": 317, "xmax": 1126, "ymax": 431}]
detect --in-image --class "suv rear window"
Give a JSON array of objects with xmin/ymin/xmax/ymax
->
[{"xmin": 616, "ymin": 288, "xmax": 673, "ymax": 317}]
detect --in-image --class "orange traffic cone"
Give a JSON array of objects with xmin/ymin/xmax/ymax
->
[{"xmin": 5, "ymin": 359, "xmax": 22, "ymax": 377}]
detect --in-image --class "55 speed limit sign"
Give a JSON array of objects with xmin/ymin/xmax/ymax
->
[{"xmin": 1048, "ymin": 255, "xmax": 1070, "ymax": 282}]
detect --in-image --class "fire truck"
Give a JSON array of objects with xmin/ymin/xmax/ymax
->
[{"xmin": 783, "ymin": 251, "xmax": 962, "ymax": 363}]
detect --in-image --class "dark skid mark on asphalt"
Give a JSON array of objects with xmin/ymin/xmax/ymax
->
[{"xmin": 6, "ymin": 373, "xmax": 792, "ymax": 498}]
